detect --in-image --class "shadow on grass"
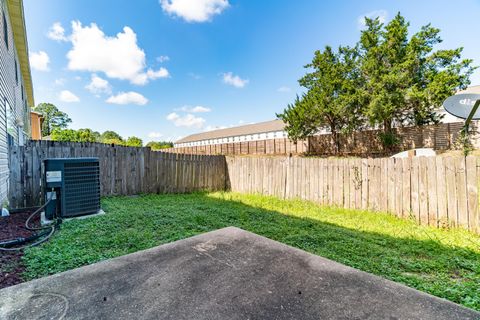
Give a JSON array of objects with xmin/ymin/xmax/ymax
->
[{"xmin": 22, "ymin": 192, "xmax": 480, "ymax": 311}]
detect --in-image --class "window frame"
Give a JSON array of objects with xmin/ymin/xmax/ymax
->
[
  {"xmin": 15, "ymin": 59, "xmax": 18, "ymax": 84},
  {"xmin": 3, "ymin": 11, "xmax": 8, "ymax": 50}
]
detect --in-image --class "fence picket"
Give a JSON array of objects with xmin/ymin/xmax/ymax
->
[
  {"xmin": 445, "ymin": 157, "xmax": 458, "ymax": 226},
  {"xmin": 426, "ymin": 157, "xmax": 438, "ymax": 226},
  {"xmin": 455, "ymin": 157, "xmax": 468, "ymax": 228},
  {"xmin": 466, "ymin": 156, "xmax": 478, "ymax": 232},
  {"xmin": 419, "ymin": 157, "xmax": 429, "ymax": 225},
  {"xmin": 411, "ymin": 157, "xmax": 420, "ymax": 222},
  {"xmin": 8, "ymin": 141, "xmax": 479, "ymax": 234}
]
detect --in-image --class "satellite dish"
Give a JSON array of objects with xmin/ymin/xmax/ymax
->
[{"xmin": 443, "ymin": 93, "xmax": 480, "ymax": 120}]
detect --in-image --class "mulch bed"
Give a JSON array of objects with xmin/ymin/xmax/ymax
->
[{"xmin": 0, "ymin": 209, "xmax": 39, "ymax": 289}]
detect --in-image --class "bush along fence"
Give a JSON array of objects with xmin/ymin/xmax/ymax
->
[
  {"xmin": 8, "ymin": 141, "xmax": 480, "ymax": 234},
  {"xmin": 165, "ymin": 138, "xmax": 309, "ymax": 156},
  {"xmin": 226, "ymin": 155, "xmax": 480, "ymax": 234},
  {"xmin": 8, "ymin": 140, "xmax": 227, "ymax": 208},
  {"xmin": 166, "ymin": 122, "xmax": 478, "ymax": 156}
]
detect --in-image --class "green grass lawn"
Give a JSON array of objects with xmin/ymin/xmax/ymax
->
[{"xmin": 23, "ymin": 192, "xmax": 480, "ymax": 311}]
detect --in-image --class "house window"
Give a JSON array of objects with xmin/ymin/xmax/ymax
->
[
  {"xmin": 15, "ymin": 59, "xmax": 18, "ymax": 84},
  {"xmin": 24, "ymin": 100, "xmax": 27, "ymax": 120},
  {"xmin": 5, "ymin": 99, "xmax": 17, "ymax": 145},
  {"xmin": 3, "ymin": 12, "xmax": 8, "ymax": 50}
]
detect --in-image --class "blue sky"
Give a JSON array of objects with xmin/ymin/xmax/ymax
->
[{"xmin": 24, "ymin": 0, "xmax": 480, "ymax": 143}]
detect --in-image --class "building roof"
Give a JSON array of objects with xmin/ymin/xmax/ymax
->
[
  {"xmin": 176, "ymin": 86, "xmax": 480, "ymax": 144},
  {"xmin": 457, "ymin": 85, "xmax": 480, "ymax": 94},
  {"xmin": 176, "ymin": 119, "xmax": 286, "ymax": 144},
  {"xmin": 6, "ymin": 0, "xmax": 34, "ymax": 107}
]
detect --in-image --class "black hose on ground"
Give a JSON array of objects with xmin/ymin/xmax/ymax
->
[
  {"xmin": 0, "ymin": 193, "xmax": 57, "ymax": 252},
  {"xmin": 25, "ymin": 196, "xmax": 54, "ymax": 231},
  {"xmin": 0, "ymin": 226, "xmax": 55, "ymax": 251}
]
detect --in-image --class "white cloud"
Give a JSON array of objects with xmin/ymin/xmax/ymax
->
[
  {"xmin": 165, "ymin": 135, "xmax": 183, "ymax": 142},
  {"xmin": 222, "ymin": 72, "xmax": 248, "ymax": 88},
  {"xmin": 29, "ymin": 51, "xmax": 50, "ymax": 71},
  {"xmin": 106, "ymin": 92, "xmax": 148, "ymax": 105},
  {"xmin": 178, "ymin": 105, "xmax": 211, "ymax": 113},
  {"xmin": 166, "ymin": 112, "xmax": 205, "ymax": 128},
  {"xmin": 67, "ymin": 21, "xmax": 169, "ymax": 85},
  {"xmin": 59, "ymin": 90, "xmax": 80, "ymax": 102},
  {"xmin": 47, "ymin": 22, "xmax": 68, "ymax": 41},
  {"xmin": 358, "ymin": 10, "xmax": 388, "ymax": 28},
  {"xmin": 130, "ymin": 67, "xmax": 169, "ymax": 85},
  {"xmin": 277, "ymin": 86, "xmax": 291, "ymax": 92},
  {"xmin": 85, "ymin": 74, "xmax": 111, "ymax": 95},
  {"xmin": 204, "ymin": 120, "xmax": 246, "ymax": 132},
  {"xmin": 188, "ymin": 72, "xmax": 202, "ymax": 80},
  {"xmin": 148, "ymin": 132, "xmax": 164, "ymax": 138},
  {"xmin": 157, "ymin": 55, "xmax": 170, "ymax": 62},
  {"xmin": 204, "ymin": 125, "xmax": 227, "ymax": 132},
  {"xmin": 160, "ymin": 0, "xmax": 229, "ymax": 23},
  {"xmin": 54, "ymin": 78, "xmax": 66, "ymax": 86},
  {"xmin": 148, "ymin": 67, "xmax": 170, "ymax": 79}
]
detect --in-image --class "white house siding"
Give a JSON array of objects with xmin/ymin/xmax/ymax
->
[
  {"xmin": 0, "ymin": 0, "xmax": 30, "ymax": 205},
  {"xmin": 175, "ymin": 130, "xmax": 288, "ymax": 148}
]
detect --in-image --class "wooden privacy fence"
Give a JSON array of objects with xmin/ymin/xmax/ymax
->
[
  {"xmin": 9, "ymin": 140, "xmax": 226, "ymax": 208},
  {"xmin": 167, "ymin": 122, "xmax": 475, "ymax": 157},
  {"xmin": 164, "ymin": 138, "xmax": 309, "ymax": 156},
  {"xmin": 226, "ymin": 156, "xmax": 480, "ymax": 233},
  {"xmin": 308, "ymin": 122, "xmax": 468, "ymax": 156},
  {"xmin": 8, "ymin": 141, "xmax": 480, "ymax": 234}
]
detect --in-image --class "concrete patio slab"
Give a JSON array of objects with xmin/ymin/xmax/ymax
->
[{"xmin": 1, "ymin": 227, "xmax": 478, "ymax": 320}]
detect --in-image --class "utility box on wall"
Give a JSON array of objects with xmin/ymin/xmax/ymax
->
[{"xmin": 43, "ymin": 158, "xmax": 101, "ymax": 220}]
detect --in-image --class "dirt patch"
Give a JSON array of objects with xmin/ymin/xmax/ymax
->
[{"xmin": 0, "ymin": 210, "xmax": 39, "ymax": 289}]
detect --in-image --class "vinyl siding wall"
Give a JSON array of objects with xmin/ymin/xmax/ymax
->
[{"xmin": 0, "ymin": 0, "xmax": 30, "ymax": 206}]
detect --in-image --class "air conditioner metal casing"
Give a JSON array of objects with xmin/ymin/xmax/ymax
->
[{"xmin": 43, "ymin": 158, "xmax": 101, "ymax": 219}]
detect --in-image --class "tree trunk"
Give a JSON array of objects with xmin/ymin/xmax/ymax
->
[
  {"xmin": 383, "ymin": 119, "xmax": 392, "ymax": 134},
  {"xmin": 382, "ymin": 118, "xmax": 393, "ymax": 152},
  {"xmin": 330, "ymin": 126, "xmax": 339, "ymax": 155}
]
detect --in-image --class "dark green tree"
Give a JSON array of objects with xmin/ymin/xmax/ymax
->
[
  {"xmin": 77, "ymin": 129, "xmax": 100, "ymax": 143},
  {"xmin": 34, "ymin": 103, "xmax": 72, "ymax": 136},
  {"xmin": 50, "ymin": 129, "xmax": 77, "ymax": 142},
  {"xmin": 278, "ymin": 45, "xmax": 363, "ymax": 153},
  {"xmin": 103, "ymin": 138, "xmax": 124, "ymax": 145},
  {"xmin": 100, "ymin": 131, "xmax": 124, "ymax": 143},
  {"xmin": 280, "ymin": 12, "xmax": 476, "ymax": 153},
  {"xmin": 277, "ymin": 95, "xmax": 315, "ymax": 143},
  {"xmin": 125, "ymin": 136, "xmax": 143, "ymax": 147},
  {"xmin": 146, "ymin": 141, "xmax": 174, "ymax": 150},
  {"xmin": 359, "ymin": 13, "xmax": 476, "ymax": 145},
  {"xmin": 50, "ymin": 128, "xmax": 99, "ymax": 142}
]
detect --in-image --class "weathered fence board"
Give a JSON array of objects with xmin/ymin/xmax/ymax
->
[
  {"xmin": 466, "ymin": 156, "xmax": 478, "ymax": 232},
  {"xmin": 9, "ymin": 140, "xmax": 226, "ymax": 208},
  {"xmin": 167, "ymin": 121, "xmax": 473, "ymax": 156},
  {"xmin": 8, "ymin": 141, "xmax": 480, "ymax": 234},
  {"xmin": 225, "ymin": 155, "xmax": 480, "ymax": 234}
]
